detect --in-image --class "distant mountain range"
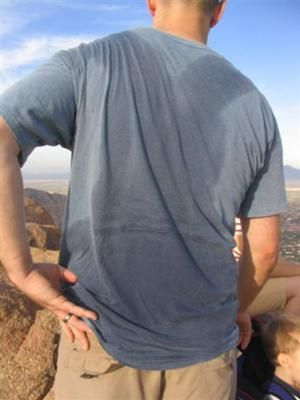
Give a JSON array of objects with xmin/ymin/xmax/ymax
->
[
  {"xmin": 22, "ymin": 171, "xmax": 70, "ymax": 180},
  {"xmin": 22, "ymin": 165, "xmax": 300, "ymax": 184},
  {"xmin": 284, "ymin": 165, "xmax": 300, "ymax": 182}
]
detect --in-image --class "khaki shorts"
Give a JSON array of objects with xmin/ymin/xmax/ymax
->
[
  {"xmin": 248, "ymin": 277, "xmax": 287, "ymax": 316},
  {"xmin": 54, "ymin": 331, "xmax": 237, "ymax": 400}
]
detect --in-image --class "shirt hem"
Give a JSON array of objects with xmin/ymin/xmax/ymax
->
[{"xmin": 85, "ymin": 319, "xmax": 238, "ymax": 370}]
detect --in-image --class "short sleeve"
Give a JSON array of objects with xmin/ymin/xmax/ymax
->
[
  {"xmin": 0, "ymin": 50, "xmax": 76, "ymax": 166},
  {"xmin": 239, "ymin": 112, "xmax": 288, "ymax": 218}
]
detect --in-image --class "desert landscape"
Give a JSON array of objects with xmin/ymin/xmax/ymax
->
[
  {"xmin": 281, "ymin": 188, "xmax": 300, "ymax": 262},
  {"xmin": 0, "ymin": 180, "xmax": 299, "ymax": 400}
]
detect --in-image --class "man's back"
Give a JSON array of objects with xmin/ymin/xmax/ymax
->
[{"xmin": 0, "ymin": 27, "xmax": 286, "ymax": 370}]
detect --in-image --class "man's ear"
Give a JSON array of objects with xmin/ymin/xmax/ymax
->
[
  {"xmin": 146, "ymin": 0, "xmax": 158, "ymax": 17},
  {"xmin": 277, "ymin": 352, "xmax": 292, "ymax": 369},
  {"xmin": 210, "ymin": 0, "xmax": 227, "ymax": 28}
]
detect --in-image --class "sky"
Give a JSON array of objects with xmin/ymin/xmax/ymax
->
[{"xmin": 0, "ymin": 0, "xmax": 299, "ymax": 178}]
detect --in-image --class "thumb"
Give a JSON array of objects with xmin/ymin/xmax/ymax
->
[{"xmin": 58, "ymin": 266, "xmax": 78, "ymax": 284}]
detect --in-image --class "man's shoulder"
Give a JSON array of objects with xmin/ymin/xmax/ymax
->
[
  {"xmin": 53, "ymin": 30, "xmax": 131, "ymax": 73},
  {"xmin": 73, "ymin": 29, "xmax": 133, "ymax": 51}
]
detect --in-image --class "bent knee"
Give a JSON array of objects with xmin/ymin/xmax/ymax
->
[{"xmin": 285, "ymin": 276, "xmax": 300, "ymax": 299}]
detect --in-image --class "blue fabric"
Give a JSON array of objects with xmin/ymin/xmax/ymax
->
[
  {"xmin": 0, "ymin": 27, "xmax": 287, "ymax": 370},
  {"xmin": 263, "ymin": 376, "xmax": 298, "ymax": 399}
]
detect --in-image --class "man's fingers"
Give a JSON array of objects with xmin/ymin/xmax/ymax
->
[
  {"xmin": 58, "ymin": 266, "xmax": 78, "ymax": 284},
  {"xmin": 50, "ymin": 294, "xmax": 98, "ymax": 321},
  {"xmin": 69, "ymin": 315, "xmax": 94, "ymax": 334},
  {"xmin": 57, "ymin": 311, "xmax": 94, "ymax": 333},
  {"xmin": 73, "ymin": 327, "xmax": 91, "ymax": 351},
  {"xmin": 59, "ymin": 320, "xmax": 91, "ymax": 351},
  {"xmin": 239, "ymin": 331, "xmax": 251, "ymax": 351},
  {"xmin": 64, "ymin": 324, "xmax": 91, "ymax": 351},
  {"xmin": 61, "ymin": 300, "xmax": 98, "ymax": 321},
  {"xmin": 59, "ymin": 321, "xmax": 75, "ymax": 343}
]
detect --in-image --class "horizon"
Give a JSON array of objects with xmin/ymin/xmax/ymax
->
[
  {"xmin": 22, "ymin": 165, "xmax": 300, "ymax": 187},
  {"xmin": 1, "ymin": 0, "xmax": 299, "ymax": 174}
]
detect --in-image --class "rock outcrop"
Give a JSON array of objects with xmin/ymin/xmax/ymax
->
[
  {"xmin": 24, "ymin": 190, "xmax": 66, "ymax": 251},
  {"xmin": 0, "ymin": 188, "xmax": 66, "ymax": 400},
  {"xmin": 26, "ymin": 222, "xmax": 48, "ymax": 249},
  {"xmin": 24, "ymin": 189, "xmax": 66, "ymax": 230},
  {"xmin": 0, "ymin": 249, "xmax": 60, "ymax": 400},
  {"xmin": 24, "ymin": 196, "xmax": 55, "ymax": 226},
  {"xmin": 26, "ymin": 223, "xmax": 61, "ymax": 251}
]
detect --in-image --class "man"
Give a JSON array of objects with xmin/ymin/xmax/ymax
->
[{"xmin": 0, "ymin": 0, "xmax": 287, "ymax": 399}]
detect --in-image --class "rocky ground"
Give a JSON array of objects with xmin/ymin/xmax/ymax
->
[
  {"xmin": 281, "ymin": 190, "xmax": 300, "ymax": 262},
  {"xmin": 0, "ymin": 249, "xmax": 59, "ymax": 400},
  {"xmin": 0, "ymin": 189, "xmax": 64, "ymax": 400}
]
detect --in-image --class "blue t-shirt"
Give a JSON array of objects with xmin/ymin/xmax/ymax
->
[{"xmin": 0, "ymin": 27, "xmax": 287, "ymax": 370}]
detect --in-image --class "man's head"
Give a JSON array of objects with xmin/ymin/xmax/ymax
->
[
  {"xmin": 158, "ymin": 0, "xmax": 223, "ymax": 14},
  {"xmin": 262, "ymin": 313, "xmax": 300, "ymax": 390},
  {"xmin": 146, "ymin": 0, "xmax": 226, "ymax": 43}
]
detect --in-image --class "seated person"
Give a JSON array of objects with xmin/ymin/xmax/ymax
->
[
  {"xmin": 234, "ymin": 218, "xmax": 300, "ymax": 317},
  {"xmin": 261, "ymin": 313, "xmax": 300, "ymax": 399}
]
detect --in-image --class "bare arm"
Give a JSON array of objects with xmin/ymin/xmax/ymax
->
[
  {"xmin": 234, "ymin": 226, "xmax": 300, "ymax": 278},
  {"xmin": 0, "ymin": 117, "xmax": 97, "ymax": 349},
  {"xmin": 238, "ymin": 215, "xmax": 281, "ymax": 312},
  {"xmin": 0, "ymin": 117, "xmax": 32, "ymax": 277}
]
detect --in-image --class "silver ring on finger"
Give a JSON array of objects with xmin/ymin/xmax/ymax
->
[{"xmin": 63, "ymin": 312, "xmax": 73, "ymax": 324}]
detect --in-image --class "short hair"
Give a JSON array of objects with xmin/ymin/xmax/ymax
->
[
  {"xmin": 261, "ymin": 313, "xmax": 300, "ymax": 367},
  {"xmin": 159, "ymin": 0, "xmax": 222, "ymax": 14}
]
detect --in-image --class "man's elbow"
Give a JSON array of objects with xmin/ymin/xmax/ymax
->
[
  {"xmin": 241, "ymin": 214, "xmax": 282, "ymax": 277},
  {"xmin": 0, "ymin": 117, "xmax": 20, "ymax": 159},
  {"xmin": 255, "ymin": 247, "xmax": 280, "ymax": 274}
]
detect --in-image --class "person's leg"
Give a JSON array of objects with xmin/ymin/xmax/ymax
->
[
  {"xmin": 54, "ymin": 331, "xmax": 163, "ymax": 400},
  {"xmin": 161, "ymin": 349, "xmax": 237, "ymax": 400},
  {"xmin": 283, "ymin": 276, "xmax": 300, "ymax": 315},
  {"xmin": 248, "ymin": 276, "xmax": 300, "ymax": 316},
  {"xmin": 247, "ymin": 278, "xmax": 287, "ymax": 316}
]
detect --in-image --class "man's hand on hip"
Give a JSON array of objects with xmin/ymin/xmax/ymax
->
[
  {"xmin": 9, "ymin": 263, "xmax": 98, "ymax": 351},
  {"xmin": 236, "ymin": 311, "xmax": 252, "ymax": 351}
]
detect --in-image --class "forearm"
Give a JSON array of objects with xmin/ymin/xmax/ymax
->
[
  {"xmin": 238, "ymin": 252, "xmax": 277, "ymax": 311},
  {"xmin": 0, "ymin": 123, "xmax": 33, "ymax": 282},
  {"xmin": 238, "ymin": 216, "xmax": 280, "ymax": 311}
]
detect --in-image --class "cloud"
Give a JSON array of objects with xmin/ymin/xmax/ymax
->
[
  {"xmin": 0, "ymin": 0, "xmax": 131, "ymax": 12},
  {"xmin": 0, "ymin": 35, "xmax": 96, "ymax": 71},
  {"xmin": 0, "ymin": 1, "xmax": 132, "ymax": 40},
  {"xmin": 0, "ymin": 71, "xmax": 21, "ymax": 94},
  {"xmin": 0, "ymin": 13, "xmax": 23, "ymax": 36},
  {"xmin": 0, "ymin": 5, "xmax": 39, "ymax": 37},
  {"xmin": 0, "ymin": 35, "xmax": 97, "ymax": 93}
]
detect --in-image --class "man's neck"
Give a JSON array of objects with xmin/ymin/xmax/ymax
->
[{"xmin": 152, "ymin": 7, "xmax": 210, "ymax": 45}]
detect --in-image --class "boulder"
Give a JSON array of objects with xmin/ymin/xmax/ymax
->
[
  {"xmin": 26, "ymin": 222, "xmax": 47, "ymax": 250},
  {"xmin": 42, "ymin": 225, "xmax": 61, "ymax": 251},
  {"xmin": 24, "ymin": 196, "xmax": 55, "ymax": 226},
  {"xmin": 0, "ymin": 248, "xmax": 60, "ymax": 400},
  {"xmin": 26, "ymin": 223, "xmax": 61, "ymax": 251},
  {"xmin": 24, "ymin": 189, "xmax": 66, "ymax": 230}
]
